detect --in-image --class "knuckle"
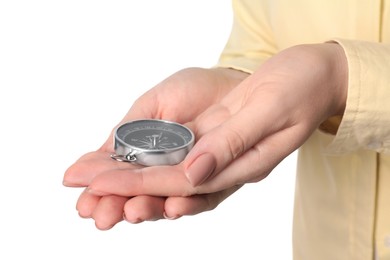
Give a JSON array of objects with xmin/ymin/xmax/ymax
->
[
  {"xmin": 232, "ymin": 144, "xmax": 266, "ymax": 185},
  {"xmin": 180, "ymin": 187, "xmax": 198, "ymax": 197},
  {"xmin": 223, "ymin": 125, "xmax": 247, "ymax": 160},
  {"xmin": 245, "ymin": 144, "xmax": 271, "ymax": 183}
]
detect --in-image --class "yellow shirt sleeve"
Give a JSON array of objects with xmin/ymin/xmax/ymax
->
[{"xmin": 326, "ymin": 39, "xmax": 390, "ymax": 154}]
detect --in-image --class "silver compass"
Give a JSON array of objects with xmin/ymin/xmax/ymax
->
[{"xmin": 111, "ymin": 119, "xmax": 195, "ymax": 166}]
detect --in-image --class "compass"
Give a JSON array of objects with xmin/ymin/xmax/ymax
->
[{"xmin": 111, "ymin": 119, "xmax": 195, "ymax": 166}]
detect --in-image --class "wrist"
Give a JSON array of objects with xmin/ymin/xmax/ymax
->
[{"xmin": 326, "ymin": 42, "xmax": 348, "ymax": 118}]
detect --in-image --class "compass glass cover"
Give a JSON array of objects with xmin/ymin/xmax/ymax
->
[{"xmin": 116, "ymin": 120, "xmax": 193, "ymax": 151}]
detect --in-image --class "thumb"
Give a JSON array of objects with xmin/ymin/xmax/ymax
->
[{"xmin": 184, "ymin": 97, "xmax": 285, "ymax": 186}]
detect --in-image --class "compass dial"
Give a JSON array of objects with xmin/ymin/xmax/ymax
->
[{"xmin": 116, "ymin": 120, "xmax": 193, "ymax": 151}]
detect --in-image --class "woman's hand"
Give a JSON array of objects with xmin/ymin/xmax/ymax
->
[
  {"xmin": 183, "ymin": 43, "xmax": 348, "ymax": 187},
  {"xmin": 82, "ymin": 43, "xmax": 348, "ymax": 205},
  {"xmin": 63, "ymin": 67, "xmax": 248, "ymax": 229}
]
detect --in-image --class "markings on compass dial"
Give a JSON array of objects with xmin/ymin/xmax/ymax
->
[{"xmin": 124, "ymin": 129, "xmax": 186, "ymax": 150}]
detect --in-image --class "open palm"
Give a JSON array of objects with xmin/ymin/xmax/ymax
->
[{"xmin": 63, "ymin": 67, "xmax": 248, "ymax": 229}]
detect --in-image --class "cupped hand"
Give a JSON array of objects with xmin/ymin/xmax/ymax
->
[
  {"xmin": 83, "ymin": 43, "xmax": 348, "ymax": 207},
  {"xmin": 184, "ymin": 43, "xmax": 348, "ymax": 187},
  {"xmin": 63, "ymin": 67, "xmax": 248, "ymax": 229}
]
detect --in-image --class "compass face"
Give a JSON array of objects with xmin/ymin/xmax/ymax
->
[{"xmin": 116, "ymin": 120, "xmax": 194, "ymax": 151}]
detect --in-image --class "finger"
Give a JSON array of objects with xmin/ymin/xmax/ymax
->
[
  {"xmin": 87, "ymin": 165, "xmax": 198, "ymax": 197},
  {"xmin": 86, "ymin": 125, "xmax": 302, "ymax": 199},
  {"xmin": 63, "ymin": 151, "xmax": 142, "ymax": 187},
  {"xmin": 88, "ymin": 167, "xmax": 241, "ymax": 221},
  {"xmin": 183, "ymin": 84, "xmax": 294, "ymax": 186},
  {"xmin": 86, "ymin": 158, "xmax": 247, "ymax": 198},
  {"xmin": 76, "ymin": 189, "xmax": 101, "ymax": 218},
  {"xmin": 123, "ymin": 196, "xmax": 166, "ymax": 223},
  {"xmin": 188, "ymin": 123, "xmax": 308, "ymax": 191},
  {"xmin": 163, "ymin": 185, "xmax": 242, "ymax": 219},
  {"xmin": 91, "ymin": 195, "xmax": 128, "ymax": 230}
]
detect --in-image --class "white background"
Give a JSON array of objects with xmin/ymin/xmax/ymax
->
[{"xmin": 0, "ymin": 1, "xmax": 296, "ymax": 259}]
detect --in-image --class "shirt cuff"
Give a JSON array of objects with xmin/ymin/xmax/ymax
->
[{"xmin": 325, "ymin": 39, "xmax": 390, "ymax": 154}]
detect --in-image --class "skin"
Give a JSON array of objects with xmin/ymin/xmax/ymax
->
[
  {"xmin": 63, "ymin": 43, "xmax": 348, "ymax": 230},
  {"xmin": 64, "ymin": 67, "xmax": 247, "ymax": 229}
]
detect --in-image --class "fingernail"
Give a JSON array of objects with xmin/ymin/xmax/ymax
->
[
  {"xmin": 123, "ymin": 213, "xmax": 142, "ymax": 224},
  {"xmin": 62, "ymin": 180, "xmax": 82, "ymax": 187},
  {"xmin": 163, "ymin": 212, "xmax": 180, "ymax": 220},
  {"xmin": 62, "ymin": 180, "xmax": 72, "ymax": 186},
  {"xmin": 185, "ymin": 153, "xmax": 216, "ymax": 186}
]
